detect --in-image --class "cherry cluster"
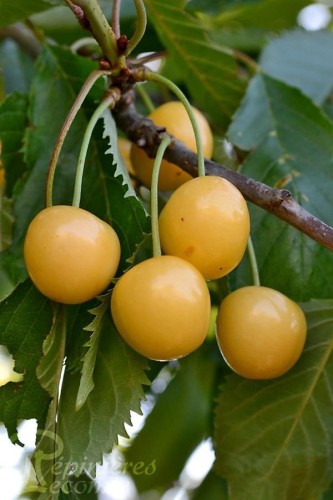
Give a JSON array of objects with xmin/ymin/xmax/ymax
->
[{"xmin": 24, "ymin": 101, "xmax": 307, "ymax": 380}]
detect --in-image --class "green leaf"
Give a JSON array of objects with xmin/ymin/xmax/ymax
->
[
  {"xmin": 214, "ymin": 299, "xmax": 333, "ymax": 500},
  {"xmin": 62, "ymin": 302, "xmax": 96, "ymax": 375},
  {"xmin": 0, "ymin": 264, "xmax": 16, "ymax": 302},
  {"xmin": 0, "ymin": 40, "xmax": 35, "ymax": 96},
  {"xmin": 75, "ymin": 296, "xmax": 109, "ymax": 411},
  {"xmin": 0, "ymin": 280, "xmax": 52, "ymax": 440},
  {"xmin": 0, "ymin": 91, "xmax": 29, "ymax": 196},
  {"xmin": 0, "ymin": 97, "xmax": 26, "ymax": 297},
  {"xmin": 32, "ymin": 307, "xmax": 65, "ymax": 495},
  {"xmin": 188, "ymin": 0, "xmax": 230, "ymax": 16},
  {"xmin": 192, "ymin": 468, "xmax": 228, "ymax": 500},
  {"xmin": 203, "ymin": 0, "xmax": 313, "ymax": 52},
  {"xmin": 204, "ymin": 0, "xmax": 313, "ymax": 30},
  {"xmin": 144, "ymin": 0, "xmax": 246, "ymax": 130},
  {"xmin": 323, "ymin": 483, "xmax": 333, "ymax": 499},
  {"xmin": 260, "ymin": 30, "xmax": 333, "ymax": 105},
  {"xmin": 0, "ymin": 0, "xmax": 61, "ymax": 27},
  {"xmin": 125, "ymin": 347, "xmax": 217, "ymax": 492},
  {"xmin": 37, "ymin": 303, "xmax": 66, "ymax": 398},
  {"xmin": 228, "ymin": 74, "xmax": 333, "ymax": 300},
  {"xmin": 0, "ymin": 192, "xmax": 13, "ymax": 252},
  {"xmin": 31, "ymin": 304, "xmax": 67, "ymax": 497},
  {"xmin": 31, "ymin": 398, "xmax": 62, "ymax": 499},
  {"xmin": 31, "ymin": 304, "xmax": 91, "ymax": 500},
  {"xmin": 57, "ymin": 312, "xmax": 150, "ymax": 481}
]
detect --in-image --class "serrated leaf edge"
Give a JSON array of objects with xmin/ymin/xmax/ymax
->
[{"xmin": 75, "ymin": 294, "xmax": 110, "ymax": 411}]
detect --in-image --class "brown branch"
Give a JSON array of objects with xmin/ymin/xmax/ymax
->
[
  {"xmin": 64, "ymin": 0, "xmax": 91, "ymax": 30},
  {"xmin": 65, "ymin": 0, "xmax": 119, "ymax": 65},
  {"xmin": 113, "ymin": 90, "xmax": 333, "ymax": 252},
  {"xmin": 112, "ymin": 0, "xmax": 121, "ymax": 38},
  {"xmin": 0, "ymin": 23, "xmax": 41, "ymax": 58}
]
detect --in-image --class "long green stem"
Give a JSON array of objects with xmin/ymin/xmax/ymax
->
[
  {"xmin": 144, "ymin": 71, "xmax": 206, "ymax": 177},
  {"xmin": 125, "ymin": 0, "xmax": 147, "ymax": 56},
  {"xmin": 46, "ymin": 69, "xmax": 112, "ymax": 207},
  {"xmin": 72, "ymin": 90, "xmax": 119, "ymax": 207},
  {"xmin": 247, "ymin": 236, "xmax": 260, "ymax": 287},
  {"xmin": 68, "ymin": 0, "xmax": 118, "ymax": 65},
  {"xmin": 151, "ymin": 135, "xmax": 172, "ymax": 257}
]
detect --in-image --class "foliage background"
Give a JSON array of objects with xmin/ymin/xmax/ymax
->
[{"xmin": 0, "ymin": 1, "xmax": 333, "ymax": 499}]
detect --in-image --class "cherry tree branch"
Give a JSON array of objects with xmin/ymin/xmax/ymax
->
[
  {"xmin": 0, "ymin": 23, "xmax": 41, "ymax": 58},
  {"xmin": 113, "ymin": 90, "xmax": 333, "ymax": 252},
  {"xmin": 65, "ymin": 0, "xmax": 119, "ymax": 65},
  {"xmin": 112, "ymin": 0, "xmax": 121, "ymax": 38}
]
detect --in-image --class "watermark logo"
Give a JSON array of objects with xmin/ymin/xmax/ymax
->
[{"xmin": 20, "ymin": 429, "xmax": 157, "ymax": 495}]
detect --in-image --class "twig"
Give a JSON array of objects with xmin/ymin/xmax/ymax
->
[
  {"xmin": 112, "ymin": 0, "xmax": 121, "ymax": 38},
  {"xmin": 64, "ymin": 0, "xmax": 90, "ymax": 30},
  {"xmin": 0, "ymin": 23, "xmax": 41, "ymax": 58},
  {"xmin": 128, "ymin": 50, "xmax": 167, "ymax": 66},
  {"xmin": 65, "ymin": 0, "xmax": 119, "ymax": 65},
  {"xmin": 113, "ymin": 90, "xmax": 333, "ymax": 252}
]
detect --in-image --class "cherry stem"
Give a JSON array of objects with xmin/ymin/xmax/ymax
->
[
  {"xmin": 247, "ymin": 236, "xmax": 261, "ymax": 287},
  {"xmin": 144, "ymin": 71, "xmax": 206, "ymax": 177},
  {"xmin": 125, "ymin": 0, "xmax": 147, "ymax": 56},
  {"xmin": 72, "ymin": 89, "xmax": 120, "ymax": 207},
  {"xmin": 151, "ymin": 135, "xmax": 172, "ymax": 258},
  {"xmin": 46, "ymin": 69, "xmax": 112, "ymax": 208}
]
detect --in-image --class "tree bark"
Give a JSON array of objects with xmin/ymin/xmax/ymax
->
[{"xmin": 113, "ymin": 90, "xmax": 333, "ymax": 252}]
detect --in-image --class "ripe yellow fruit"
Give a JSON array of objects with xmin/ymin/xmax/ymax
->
[
  {"xmin": 216, "ymin": 286, "xmax": 307, "ymax": 379},
  {"xmin": 130, "ymin": 101, "xmax": 213, "ymax": 191},
  {"xmin": 24, "ymin": 205, "xmax": 121, "ymax": 304},
  {"xmin": 159, "ymin": 176, "xmax": 250, "ymax": 280},
  {"xmin": 111, "ymin": 255, "xmax": 211, "ymax": 361}
]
